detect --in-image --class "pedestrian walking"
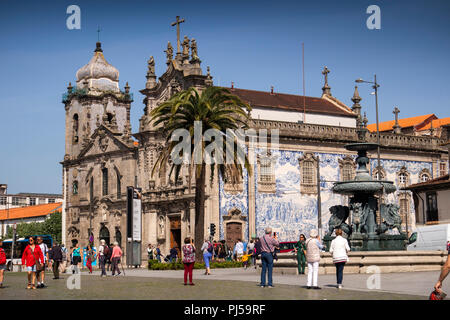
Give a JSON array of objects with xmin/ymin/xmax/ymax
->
[
  {"xmin": 247, "ymin": 240, "xmax": 255, "ymax": 266},
  {"xmin": 235, "ymin": 239, "xmax": 244, "ymax": 261},
  {"xmin": 259, "ymin": 227, "xmax": 279, "ymax": 288},
  {"xmin": 71, "ymin": 242, "xmax": 82, "ymax": 274},
  {"xmin": 201, "ymin": 238, "xmax": 213, "ymax": 275},
  {"xmin": 434, "ymin": 240, "xmax": 450, "ymax": 295},
  {"xmin": 111, "ymin": 242, "xmax": 122, "ymax": 276},
  {"xmin": 21, "ymin": 236, "xmax": 44, "ymax": 290},
  {"xmin": 306, "ymin": 229, "xmax": 324, "ymax": 290},
  {"xmin": 50, "ymin": 242, "xmax": 63, "ymax": 279},
  {"xmin": 60, "ymin": 244, "xmax": 68, "ymax": 274},
  {"xmin": 106, "ymin": 244, "xmax": 113, "ymax": 271},
  {"xmin": 36, "ymin": 236, "xmax": 49, "ymax": 288},
  {"xmin": 156, "ymin": 243, "xmax": 162, "ymax": 263},
  {"xmin": 147, "ymin": 244, "xmax": 154, "ymax": 261},
  {"xmin": 169, "ymin": 246, "xmax": 178, "ymax": 263},
  {"xmin": 98, "ymin": 239, "xmax": 108, "ymax": 277},
  {"xmin": 218, "ymin": 240, "xmax": 227, "ymax": 262},
  {"xmin": 294, "ymin": 234, "xmax": 307, "ymax": 275},
  {"xmin": 329, "ymin": 228, "xmax": 350, "ymax": 289},
  {"xmin": 86, "ymin": 243, "xmax": 96, "ymax": 274},
  {"xmin": 0, "ymin": 239, "xmax": 6, "ymax": 288},
  {"xmin": 253, "ymin": 238, "xmax": 261, "ymax": 269},
  {"xmin": 182, "ymin": 237, "xmax": 196, "ymax": 286}
]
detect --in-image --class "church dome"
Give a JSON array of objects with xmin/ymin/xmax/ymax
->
[{"xmin": 76, "ymin": 42, "xmax": 120, "ymax": 92}]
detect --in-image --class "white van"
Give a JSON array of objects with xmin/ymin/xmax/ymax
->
[{"xmin": 407, "ymin": 224, "xmax": 450, "ymax": 251}]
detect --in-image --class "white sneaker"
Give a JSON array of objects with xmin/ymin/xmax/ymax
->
[{"xmin": 338, "ymin": 284, "xmax": 343, "ymax": 289}]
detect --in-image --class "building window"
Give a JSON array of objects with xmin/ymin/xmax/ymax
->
[
  {"xmin": 223, "ymin": 167, "xmax": 244, "ymax": 194},
  {"xmin": 419, "ymin": 168, "xmax": 431, "ymax": 183},
  {"xmin": 426, "ymin": 192, "xmax": 438, "ymax": 222},
  {"xmin": 29, "ymin": 197, "xmax": 36, "ymax": 206},
  {"xmin": 73, "ymin": 114, "xmax": 79, "ymax": 143},
  {"xmin": 440, "ymin": 162, "xmax": 447, "ymax": 177},
  {"xmin": 12, "ymin": 197, "xmax": 26, "ymax": 206},
  {"xmin": 339, "ymin": 156, "xmax": 355, "ymax": 181},
  {"xmin": 73, "ymin": 181, "xmax": 78, "ymax": 195},
  {"xmin": 299, "ymin": 153, "xmax": 318, "ymax": 195},
  {"xmin": 0, "ymin": 197, "xmax": 6, "ymax": 205},
  {"xmin": 102, "ymin": 168, "xmax": 108, "ymax": 196},
  {"xmin": 116, "ymin": 171, "xmax": 121, "ymax": 199},
  {"xmin": 372, "ymin": 167, "xmax": 386, "ymax": 181},
  {"xmin": 89, "ymin": 177, "xmax": 94, "ymax": 202},
  {"xmin": 257, "ymin": 152, "xmax": 276, "ymax": 193},
  {"xmin": 398, "ymin": 193, "xmax": 411, "ymax": 232},
  {"xmin": 397, "ymin": 166, "xmax": 410, "ymax": 186},
  {"xmin": 48, "ymin": 198, "xmax": 55, "ymax": 203}
]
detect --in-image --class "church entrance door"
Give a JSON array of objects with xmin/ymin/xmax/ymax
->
[
  {"xmin": 226, "ymin": 222, "xmax": 242, "ymax": 250},
  {"xmin": 169, "ymin": 216, "xmax": 181, "ymax": 257},
  {"xmin": 99, "ymin": 225, "xmax": 110, "ymax": 246}
]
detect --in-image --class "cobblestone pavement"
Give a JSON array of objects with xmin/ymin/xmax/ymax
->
[{"xmin": 0, "ymin": 266, "xmax": 444, "ymax": 300}]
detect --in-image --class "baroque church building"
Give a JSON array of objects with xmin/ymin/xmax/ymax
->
[{"xmin": 61, "ymin": 35, "xmax": 448, "ymax": 264}]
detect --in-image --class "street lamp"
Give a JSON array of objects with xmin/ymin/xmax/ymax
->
[
  {"xmin": 355, "ymin": 75, "xmax": 381, "ymax": 179},
  {"xmin": 356, "ymin": 75, "xmax": 383, "ymax": 231}
]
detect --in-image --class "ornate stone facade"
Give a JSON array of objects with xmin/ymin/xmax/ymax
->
[{"xmin": 62, "ymin": 37, "xmax": 448, "ymax": 265}]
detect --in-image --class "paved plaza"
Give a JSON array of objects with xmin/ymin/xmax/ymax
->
[{"xmin": 0, "ymin": 267, "xmax": 447, "ymax": 300}]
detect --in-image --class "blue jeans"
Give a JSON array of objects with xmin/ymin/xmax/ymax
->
[
  {"xmin": 203, "ymin": 252, "xmax": 212, "ymax": 268},
  {"xmin": 99, "ymin": 256, "xmax": 106, "ymax": 276},
  {"xmin": 260, "ymin": 252, "xmax": 274, "ymax": 286},
  {"xmin": 335, "ymin": 262, "xmax": 346, "ymax": 285}
]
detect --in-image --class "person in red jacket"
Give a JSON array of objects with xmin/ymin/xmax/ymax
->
[
  {"xmin": 0, "ymin": 239, "xmax": 6, "ymax": 288},
  {"xmin": 21, "ymin": 236, "xmax": 44, "ymax": 290}
]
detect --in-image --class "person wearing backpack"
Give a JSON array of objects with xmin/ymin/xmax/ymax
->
[
  {"xmin": 201, "ymin": 238, "xmax": 213, "ymax": 275},
  {"xmin": 0, "ymin": 239, "xmax": 7, "ymax": 288},
  {"xmin": 98, "ymin": 239, "xmax": 107, "ymax": 277},
  {"xmin": 105, "ymin": 244, "xmax": 113, "ymax": 271}
]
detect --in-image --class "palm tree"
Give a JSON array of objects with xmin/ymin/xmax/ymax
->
[{"xmin": 150, "ymin": 86, "xmax": 252, "ymax": 261}]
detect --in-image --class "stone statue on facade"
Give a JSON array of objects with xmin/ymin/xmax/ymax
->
[
  {"xmin": 378, "ymin": 203, "xmax": 403, "ymax": 234},
  {"xmin": 147, "ymin": 56, "xmax": 155, "ymax": 75},
  {"xmin": 190, "ymin": 38, "xmax": 200, "ymax": 62},
  {"xmin": 182, "ymin": 36, "xmax": 190, "ymax": 58},
  {"xmin": 158, "ymin": 215, "xmax": 165, "ymax": 236},
  {"xmin": 164, "ymin": 42, "xmax": 173, "ymax": 64},
  {"xmin": 326, "ymin": 205, "xmax": 352, "ymax": 237}
]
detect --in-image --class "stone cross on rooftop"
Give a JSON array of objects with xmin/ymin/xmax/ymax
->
[
  {"xmin": 322, "ymin": 66, "xmax": 331, "ymax": 95},
  {"xmin": 393, "ymin": 106, "xmax": 400, "ymax": 123},
  {"xmin": 171, "ymin": 16, "xmax": 185, "ymax": 55},
  {"xmin": 393, "ymin": 106, "xmax": 401, "ymax": 134}
]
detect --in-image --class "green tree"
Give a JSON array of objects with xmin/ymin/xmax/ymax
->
[
  {"xmin": 6, "ymin": 211, "xmax": 61, "ymax": 244},
  {"xmin": 150, "ymin": 86, "xmax": 252, "ymax": 261}
]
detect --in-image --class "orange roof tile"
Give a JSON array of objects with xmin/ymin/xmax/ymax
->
[
  {"xmin": 418, "ymin": 117, "xmax": 450, "ymax": 131},
  {"xmin": 0, "ymin": 203, "xmax": 61, "ymax": 221},
  {"xmin": 367, "ymin": 114, "xmax": 435, "ymax": 132}
]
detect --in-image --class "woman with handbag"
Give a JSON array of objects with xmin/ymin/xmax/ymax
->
[
  {"xmin": 21, "ymin": 236, "xmax": 44, "ymax": 290},
  {"xmin": 71, "ymin": 242, "xmax": 82, "ymax": 274}
]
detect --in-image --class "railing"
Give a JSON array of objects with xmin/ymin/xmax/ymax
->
[
  {"xmin": 62, "ymin": 87, "xmax": 133, "ymax": 103},
  {"xmin": 250, "ymin": 119, "xmax": 445, "ymax": 152}
]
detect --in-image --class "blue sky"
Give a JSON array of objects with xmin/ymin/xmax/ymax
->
[{"xmin": 0, "ymin": 0, "xmax": 449, "ymax": 194}]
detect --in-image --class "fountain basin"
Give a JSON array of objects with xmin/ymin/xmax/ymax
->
[{"xmin": 332, "ymin": 180, "xmax": 397, "ymax": 195}]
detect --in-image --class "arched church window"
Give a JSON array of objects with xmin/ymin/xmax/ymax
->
[
  {"xmin": 115, "ymin": 229, "xmax": 122, "ymax": 248},
  {"xmin": 223, "ymin": 167, "xmax": 244, "ymax": 194},
  {"xmin": 299, "ymin": 153, "xmax": 318, "ymax": 195},
  {"xmin": 102, "ymin": 168, "xmax": 108, "ymax": 196},
  {"xmin": 419, "ymin": 168, "xmax": 431, "ymax": 183},
  {"xmin": 339, "ymin": 156, "xmax": 355, "ymax": 182},
  {"xmin": 257, "ymin": 152, "xmax": 276, "ymax": 193},
  {"xmin": 397, "ymin": 167, "xmax": 410, "ymax": 186},
  {"xmin": 116, "ymin": 171, "xmax": 121, "ymax": 199},
  {"xmin": 372, "ymin": 167, "xmax": 386, "ymax": 181},
  {"xmin": 99, "ymin": 225, "xmax": 110, "ymax": 246},
  {"xmin": 73, "ymin": 114, "xmax": 79, "ymax": 143}
]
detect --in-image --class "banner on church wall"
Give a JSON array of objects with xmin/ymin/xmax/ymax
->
[{"xmin": 127, "ymin": 186, "xmax": 142, "ymax": 242}]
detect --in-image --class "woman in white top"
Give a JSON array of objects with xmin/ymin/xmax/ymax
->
[{"xmin": 329, "ymin": 228, "xmax": 351, "ymax": 289}]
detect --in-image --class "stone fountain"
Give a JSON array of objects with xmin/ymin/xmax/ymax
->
[{"xmin": 323, "ymin": 142, "xmax": 407, "ymax": 251}]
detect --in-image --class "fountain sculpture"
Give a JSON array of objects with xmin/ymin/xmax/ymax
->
[{"xmin": 323, "ymin": 142, "xmax": 407, "ymax": 251}]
